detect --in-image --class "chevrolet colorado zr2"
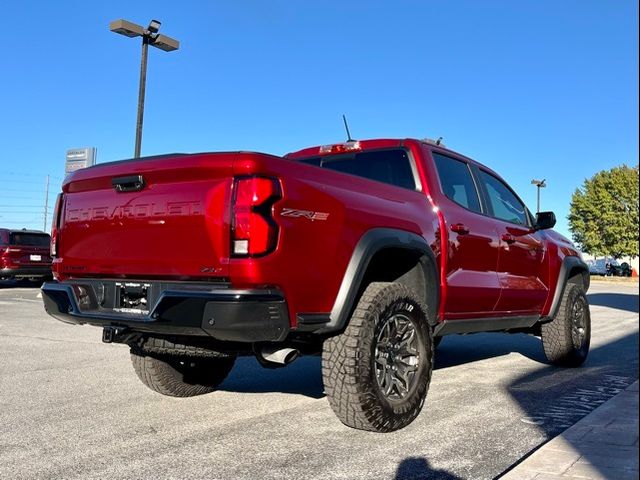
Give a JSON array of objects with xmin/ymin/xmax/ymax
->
[{"xmin": 41, "ymin": 138, "xmax": 590, "ymax": 432}]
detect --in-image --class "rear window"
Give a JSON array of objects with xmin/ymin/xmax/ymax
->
[
  {"xmin": 300, "ymin": 149, "xmax": 417, "ymax": 190},
  {"xmin": 9, "ymin": 233, "xmax": 51, "ymax": 247}
]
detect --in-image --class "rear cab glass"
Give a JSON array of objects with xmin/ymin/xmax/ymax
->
[
  {"xmin": 9, "ymin": 232, "xmax": 51, "ymax": 247},
  {"xmin": 299, "ymin": 149, "xmax": 418, "ymax": 190}
]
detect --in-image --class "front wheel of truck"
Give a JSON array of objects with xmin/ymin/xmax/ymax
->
[
  {"xmin": 131, "ymin": 352, "xmax": 236, "ymax": 397},
  {"xmin": 322, "ymin": 282, "xmax": 433, "ymax": 432},
  {"xmin": 541, "ymin": 281, "xmax": 591, "ymax": 367}
]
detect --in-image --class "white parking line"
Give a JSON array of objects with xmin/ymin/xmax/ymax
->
[{"xmin": 10, "ymin": 298, "xmax": 42, "ymax": 304}]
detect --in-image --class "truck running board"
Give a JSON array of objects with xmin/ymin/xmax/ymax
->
[{"xmin": 434, "ymin": 315, "xmax": 539, "ymax": 336}]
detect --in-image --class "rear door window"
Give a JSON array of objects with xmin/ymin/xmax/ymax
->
[
  {"xmin": 478, "ymin": 170, "xmax": 529, "ymax": 225},
  {"xmin": 432, "ymin": 153, "xmax": 482, "ymax": 213},
  {"xmin": 301, "ymin": 149, "xmax": 417, "ymax": 190},
  {"xmin": 9, "ymin": 233, "xmax": 51, "ymax": 247}
]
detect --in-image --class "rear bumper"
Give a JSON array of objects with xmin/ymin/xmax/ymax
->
[
  {"xmin": 41, "ymin": 280, "xmax": 289, "ymax": 343},
  {"xmin": 1, "ymin": 266, "xmax": 52, "ymax": 279}
]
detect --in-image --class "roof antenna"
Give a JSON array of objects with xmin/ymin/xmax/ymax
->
[
  {"xmin": 435, "ymin": 136, "xmax": 443, "ymax": 145},
  {"xmin": 342, "ymin": 114, "xmax": 355, "ymax": 142}
]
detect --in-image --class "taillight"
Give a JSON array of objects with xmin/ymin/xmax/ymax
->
[
  {"xmin": 231, "ymin": 177, "xmax": 281, "ymax": 257},
  {"xmin": 51, "ymin": 193, "xmax": 64, "ymax": 257}
]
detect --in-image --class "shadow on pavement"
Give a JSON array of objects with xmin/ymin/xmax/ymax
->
[
  {"xmin": 0, "ymin": 279, "xmax": 44, "ymax": 289},
  {"xmin": 501, "ymin": 331, "xmax": 639, "ymax": 478},
  {"xmin": 220, "ymin": 356, "xmax": 325, "ymax": 398},
  {"xmin": 394, "ymin": 457, "xmax": 463, "ymax": 480},
  {"xmin": 220, "ymin": 332, "xmax": 552, "ymax": 398},
  {"xmin": 435, "ymin": 332, "xmax": 547, "ymax": 369},
  {"xmin": 587, "ymin": 293, "xmax": 639, "ymax": 313}
]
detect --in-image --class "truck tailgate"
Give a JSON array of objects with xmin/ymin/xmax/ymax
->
[{"xmin": 57, "ymin": 153, "xmax": 236, "ymax": 280}]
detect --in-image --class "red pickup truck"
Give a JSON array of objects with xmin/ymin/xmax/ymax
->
[{"xmin": 42, "ymin": 138, "xmax": 590, "ymax": 432}]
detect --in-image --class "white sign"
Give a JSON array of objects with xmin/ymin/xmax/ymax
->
[{"xmin": 65, "ymin": 147, "xmax": 97, "ymax": 175}]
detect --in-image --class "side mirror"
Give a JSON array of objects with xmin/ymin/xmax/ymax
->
[{"xmin": 534, "ymin": 211, "xmax": 556, "ymax": 231}]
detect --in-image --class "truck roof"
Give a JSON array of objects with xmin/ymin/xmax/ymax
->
[
  {"xmin": 285, "ymin": 138, "xmax": 467, "ymax": 161},
  {"xmin": 284, "ymin": 137, "xmax": 503, "ymax": 179}
]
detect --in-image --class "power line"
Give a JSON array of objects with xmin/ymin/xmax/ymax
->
[
  {"xmin": 0, "ymin": 205, "xmax": 52, "ymax": 208},
  {"xmin": 0, "ymin": 195, "xmax": 43, "ymax": 200},
  {"xmin": 0, "ymin": 211, "xmax": 51, "ymax": 214},
  {"xmin": 0, "ymin": 204, "xmax": 52, "ymax": 208},
  {"xmin": 0, "ymin": 219, "xmax": 41, "ymax": 224},
  {"xmin": 4, "ymin": 171, "xmax": 64, "ymax": 181},
  {"xmin": 0, "ymin": 188, "xmax": 48, "ymax": 194},
  {"xmin": 0, "ymin": 179, "xmax": 51, "ymax": 185},
  {"xmin": 0, "ymin": 204, "xmax": 50, "ymax": 208}
]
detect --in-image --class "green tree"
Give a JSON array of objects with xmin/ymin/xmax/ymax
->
[{"xmin": 568, "ymin": 164, "xmax": 639, "ymax": 259}]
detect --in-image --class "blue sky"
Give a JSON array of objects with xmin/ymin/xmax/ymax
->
[{"xmin": 1, "ymin": 1, "xmax": 637, "ymax": 240}]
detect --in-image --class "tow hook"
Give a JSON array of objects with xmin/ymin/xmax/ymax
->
[{"xmin": 102, "ymin": 326, "xmax": 128, "ymax": 343}]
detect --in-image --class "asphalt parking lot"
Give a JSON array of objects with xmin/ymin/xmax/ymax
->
[{"xmin": 0, "ymin": 281, "xmax": 638, "ymax": 480}]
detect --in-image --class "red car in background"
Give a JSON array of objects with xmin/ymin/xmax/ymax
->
[{"xmin": 0, "ymin": 228, "xmax": 52, "ymax": 282}]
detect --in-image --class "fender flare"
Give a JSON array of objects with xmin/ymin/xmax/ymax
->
[
  {"xmin": 544, "ymin": 256, "xmax": 590, "ymax": 320},
  {"xmin": 320, "ymin": 228, "xmax": 439, "ymax": 334}
]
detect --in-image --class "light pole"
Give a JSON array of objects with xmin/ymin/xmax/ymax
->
[
  {"xmin": 531, "ymin": 179, "xmax": 547, "ymax": 213},
  {"xmin": 109, "ymin": 19, "xmax": 179, "ymax": 158}
]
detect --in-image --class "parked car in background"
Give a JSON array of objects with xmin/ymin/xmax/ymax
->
[
  {"xmin": 0, "ymin": 228, "xmax": 53, "ymax": 282},
  {"xmin": 587, "ymin": 258, "xmax": 633, "ymax": 277},
  {"xmin": 587, "ymin": 259, "xmax": 606, "ymax": 276},
  {"xmin": 609, "ymin": 261, "xmax": 632, "ymax": 277}
]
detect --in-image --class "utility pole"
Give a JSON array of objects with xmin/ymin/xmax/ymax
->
[
  {"xmin": 135, "ymin": 36, "xmax": 150, "ymax": 158},
  {"xmin": 43, "ymin": 174, "xmax": 50, "ymax": 232}
]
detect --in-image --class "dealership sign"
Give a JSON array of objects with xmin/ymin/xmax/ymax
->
[{"xmin": 65, "ymin": 147, "xmax": 97, "ymax": 175}]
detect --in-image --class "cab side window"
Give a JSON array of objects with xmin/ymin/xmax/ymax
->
[
  {"xmin": 478, "ymin": 170, "xmax": 529, "ymax": 225},
  {"xmin": 433, "ymin": 153, "xmax": 482, "ymax": 213}
]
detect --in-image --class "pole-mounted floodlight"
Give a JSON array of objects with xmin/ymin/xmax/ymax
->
[
  {"xmin": 109, "ymin": 19, "xmax": 180, "ymax": 158},
  {"xmin": 147, "ymin": 20, "xmax": 161, "ymax": 34},
  {"xmin": 531, "ymin": 179, "xmax": 547, "ymax": 213}
]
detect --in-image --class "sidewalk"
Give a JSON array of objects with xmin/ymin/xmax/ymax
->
[{"xmin": 501, "ymin": 381, "xmax": 639, "ymax": 480}]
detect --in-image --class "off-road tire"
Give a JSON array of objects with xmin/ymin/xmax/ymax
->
[
  {"xmin": 322, "ymin": 282, "xmax": 433, "ymax": 432},
  {"xmin": 131, "ymin": 352, "xmax": 236, "ymax": 397},
  {"xmin": 541, "ymin": 281, "xmax": 591, "ymax": 367}
]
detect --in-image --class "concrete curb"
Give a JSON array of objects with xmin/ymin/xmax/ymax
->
[
  {"xmin": 589, "ymin": 277, "xmax": 639, "ymax": 284},
  {"xmin": 500, "ymin": 380, "xmax": 639, "ymax": 479}
]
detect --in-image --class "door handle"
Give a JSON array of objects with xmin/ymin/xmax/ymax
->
[
  {"xmin": 112, "ymin": 175, "xmax": 145, "ymax": 192},
  {"xmin": 501, "ymin": 233, "xmax": 516, "ymax": 244},
  {"xmin": 450, "ymin": 223, "xmax": 470, "ymax": 235}
]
